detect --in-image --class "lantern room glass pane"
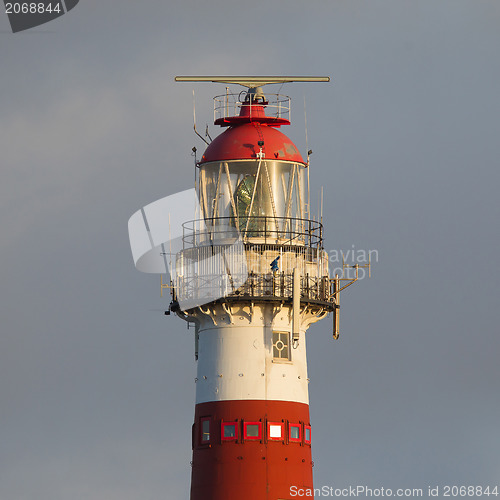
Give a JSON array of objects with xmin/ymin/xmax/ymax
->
[{"xmin": 199, "ymin": 160, "xmax": 306, "ymax": 230}]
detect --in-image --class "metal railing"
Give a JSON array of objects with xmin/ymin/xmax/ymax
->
[
  {"xmin": 167, "ymin": 251, "xmax": 370, "ymax": 312},
  {"xmin": 167, "ymin": 217, "xmax": 370, "ymax": 312},
  {"xmin": 213, "ymin": 92, "xmax": 291, "ymax": 122},
  {"xmin": 173, "ymin": 271, "xmax": 334, "ymax": 307},
  {"xmin": 182, "ymin": 216, "xmax": 323, "ymax": 249}
]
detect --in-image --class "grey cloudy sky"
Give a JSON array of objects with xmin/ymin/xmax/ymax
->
[{"xmin": 1, "ymin": 1, "xmax": 499, "ymax": 498}]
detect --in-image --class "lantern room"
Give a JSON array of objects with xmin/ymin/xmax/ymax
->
[{"xmin": 197, "ymin": 87, "xmax": 310, "ymax": 245}]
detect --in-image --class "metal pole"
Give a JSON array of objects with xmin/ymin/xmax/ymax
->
[
  {"xmin": 292, "ymin": 268, "xmax": 300, "ymax": 344},
  {"xmin": 333, "ymin": 274, "xmax": 340, "ymax": 340}
]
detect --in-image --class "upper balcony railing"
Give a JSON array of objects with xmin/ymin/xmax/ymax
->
[
  {"xmin": 213, "ymin": 93, "xmax": 291, "ymax": 126},
  {"xmin": 182, "ymin": 216, "xmax": 323, "ymax": 250}
]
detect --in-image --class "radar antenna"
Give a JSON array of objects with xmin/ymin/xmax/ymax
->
[{"xmin": 175, "ymin": 76, "xmax": 330, "ymax": 88}]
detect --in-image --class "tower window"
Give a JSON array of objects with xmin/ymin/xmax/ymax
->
[
  {"xmin": 272, "ymin": 331, "xmax": 290, "ymax": 361},
  {"xmin": 289, "ymin": 424, "xmax": 301, "ymax": 442},
  {"xmin": 200, "ymin": 417, "xmax": 211, "ymax": 443},
  {"xmin": 244, "ymin": 421, "xmax": 262, "ymax": 440},
  {"xmin": 221, "ymin": 421, "xmax": 238, "ymax": 441},
  {"xmin": 304, "ymin": 425, "xmax": 311, "ymax": 445},
  {"xmin": 267, "ymin": 422, "xmax": 284, "ymax": 441}
]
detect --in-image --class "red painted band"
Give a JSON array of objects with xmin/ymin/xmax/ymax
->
[{"xmin": 191, "ymin": 399, "xmax": 313, "ymax": 500}]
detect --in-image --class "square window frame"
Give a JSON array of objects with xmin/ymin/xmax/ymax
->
[
  {"xmin": 200, "ymin": 417, "xmax": 211, "ymax": 445},
  {"xmin": 267, "ymin": 421, "xmax": 284, "ymax": 441},
  {"xmin": 243, "ymin": 421, "xmax": 262, "ymax": 441},
  {"xmin": 289, "ymin": 423, "xmax": 302, "ymax": 443},
  {"xmin": 221, "ymin": 421, "xmax": 239, "ymax": 441},
  {"xmin": 272, "ymin": 331, "xmax": 292, "ymax": 362},
  {"xmin": 304, "ymin": 425, "xmax": 312, "ymax": 445}
]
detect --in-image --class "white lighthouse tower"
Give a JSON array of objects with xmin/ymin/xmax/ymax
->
[{"xmin": 128, "ymin": 76, "xmax": 367, "ymax": 500}]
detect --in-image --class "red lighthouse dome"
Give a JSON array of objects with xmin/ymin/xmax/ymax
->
[
  {"xmin": 200, "ymin": 122, "xmax": 305, "ymax": 164},
  {"xmin": 201, "ymin": 88, "xmax": 305, "ymax": 164}
]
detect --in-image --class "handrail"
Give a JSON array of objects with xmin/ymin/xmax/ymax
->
[
  {"xmin": 181, "ymin": 216, "xmax": 323, "ymax": 249},
  {"xmin": 213, "ymin": 93, "xmax": 291, "ymax": 123},
  {"xmin": 173, "ymin": 271, "xmax": 335, "ymax": 308}
]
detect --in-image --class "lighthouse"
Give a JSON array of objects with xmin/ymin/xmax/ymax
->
[{"xmin": 128, "ymin": 76, "xmax": 367, "ymax": 499}]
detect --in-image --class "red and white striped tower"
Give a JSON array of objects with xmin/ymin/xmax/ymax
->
[
  {"xmin": 171, "ymin": 77, "xmax": 335, "ymax": 500},
  {"xmin": 128, "ymin": 76, "xmax": 365, "ymax": 499}
]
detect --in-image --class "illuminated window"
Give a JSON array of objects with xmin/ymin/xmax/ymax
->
[
  {"xmin": 221, "ymin": 421, "xmax": 238, "ymax": 441},
  {"xmin": 304, "ymin": 425, "xmax": 311, "ymax": 445},
  {"xmin": 289, "ymin": 424, "xmax": 301, "ymax": 442},
  {"xmin": 267, "ymin": 422, "xmax": 284, "ymax": 441},
  {"xmin": 244, "ymin": 422, "xmax": 262, "ymax": 440},
  {"xmin": 273, "ymin": 331, "xmax": 290, "ymax": 360},
  {"xmin": 200, "ymin": 417, "xmax": 211, "ymax": 443}
]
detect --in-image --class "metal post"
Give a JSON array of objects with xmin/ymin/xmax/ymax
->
[
  {"xmin": 293, "ymin": 268, "xmax": 300, "ymax": 343},
  {"xmin": 333, "ymin": 274, "xmax": 340, "ymax": 340},
  {"xmin": 195, "ymin": 325, "xmax": 199, "ymax": 361}
]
